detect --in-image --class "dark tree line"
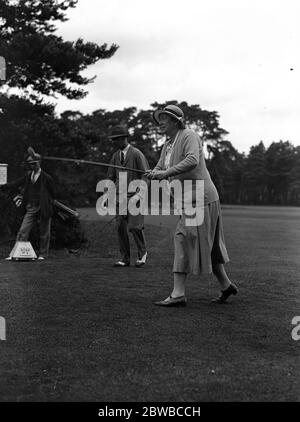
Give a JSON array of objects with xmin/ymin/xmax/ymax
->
[
  {"xmin": 1, "ymin": 97, "xmax": 299, "ymax": 206},
  {"xmin": 207, "ymin": 139, "xmax": 300, "ymax": 205}
]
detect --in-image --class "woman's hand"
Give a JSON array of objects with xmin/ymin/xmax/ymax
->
[
  {"xmin": 144, "ymin": 169, "xmax": 155, "ymax": 179},
  {"xmin": 144, "ymin": 170, "xmax": 169, "ymax": 180}
]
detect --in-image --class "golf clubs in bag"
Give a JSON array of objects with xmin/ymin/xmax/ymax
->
[{"xmin": 0, "ymin": 190, "xmax": 86, "ymax": 253}]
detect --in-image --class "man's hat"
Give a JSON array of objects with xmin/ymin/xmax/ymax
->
[
  {"xmin": 152, "ymin": 104, "xmax": 185, "ymax": 128},
  {"xmin": 26, "ymin": 155, "xmax": 41, "ymax": 164},
  {"xmin": 108, "ymin": 125, "xmax": 129, "ymax": 139},
  {"xmin": 26, "ymin": 146, "xmax": 41, "ymax": 163}
]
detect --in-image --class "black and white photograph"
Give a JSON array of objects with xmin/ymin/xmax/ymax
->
[{"xmin": 0, "ymin": 0, "xmax": 299, "ymax": 414}]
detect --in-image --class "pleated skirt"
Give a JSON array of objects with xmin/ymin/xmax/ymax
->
[{"xmin": 173, "ymin": 200, "xmax": 229, "ymax": 275}]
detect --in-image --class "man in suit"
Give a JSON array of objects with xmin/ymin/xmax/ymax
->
[
  {"xmin": 107, "ymin": 125, "xmax": 149, "ymax": 267},
  {"xmin": 1, "ymin": 152, "xmax": 55, "ymax": 259}
]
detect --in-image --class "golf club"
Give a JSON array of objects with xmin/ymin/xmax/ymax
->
[{"xmin": 27, "ymin": 147, "xmax": 146, "ymax": 174}]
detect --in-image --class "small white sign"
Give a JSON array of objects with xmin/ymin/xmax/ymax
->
[
  {"xmin": 9, "ymin": 241, "xmax": 37, "ymax": 260},
  {"xmin": 0, "ymin": 164, "xmax": 7, "ymax": 185}
]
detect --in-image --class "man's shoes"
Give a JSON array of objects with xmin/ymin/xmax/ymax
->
[
  {"xmin": 155, "ymin": 295, "xmax": 187, "ymax": 307},
  {"xmin": 114, "ymin": 261, "xmax": 130, "ymax": 267},
  {"xmin": 37, "ymin": 256, "xmax": 46, "ymax": 260},
  {"xmin": 135, "ymin": 252, "xmax": 147, "ymax": 268},
  {"xmin": 211, "ymin": 283, "xmax": 238, "ymax": 304},
  {"xmin": 4, "ymin": 257, "xmax": 12, "ymax": 261}
]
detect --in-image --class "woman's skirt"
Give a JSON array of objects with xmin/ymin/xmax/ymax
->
[{"xmin": 173, "ymin": 200, "xmax": 229, "ymax": 275}]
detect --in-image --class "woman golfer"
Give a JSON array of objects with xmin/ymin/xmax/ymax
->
[{"xmin": 145, "ymin": 105, "xmax": 238, "ymax": 306}]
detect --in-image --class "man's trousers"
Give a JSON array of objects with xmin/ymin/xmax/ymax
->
[
  {"xmin": 117, "ymin": 215, "xmax": 146, "ymax": 264},
  {"xmin": 17, "ymin": 204, "xmax": 51, "ymax": 257}
]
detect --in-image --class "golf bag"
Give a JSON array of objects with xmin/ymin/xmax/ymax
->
[{"xmin": 0, "ymin": 191, "xmax": 86, "ymax": 251}]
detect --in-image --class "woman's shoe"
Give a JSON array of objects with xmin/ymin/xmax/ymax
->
[
  {"xmin": 155, "ymin": 295, "xmax": 187, "ymax": 307},
  {"xmin": 211, "ymin": 283, "xmax": 238, "ymax": 303}
]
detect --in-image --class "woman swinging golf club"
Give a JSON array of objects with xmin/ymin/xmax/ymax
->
[{"xmin": 145, "ymin": 105, "xmax": 238, "ymax": 306}]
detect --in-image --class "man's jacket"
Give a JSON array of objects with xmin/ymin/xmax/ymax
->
[{"xmin": 3, "ymin": 170, "xmax": 55, "ymax": 219}]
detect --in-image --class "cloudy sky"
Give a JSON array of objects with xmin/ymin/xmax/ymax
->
[{"xmin": 56, "ymin": 0, "xmax": 300, "ymax": 153}]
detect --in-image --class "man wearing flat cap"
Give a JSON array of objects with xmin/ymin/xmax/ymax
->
[
  {"xmin": 1, "ymin": 151, "xmax": 55, "ymax": 259},
  {"xmin": 107, "ymin": 124, "xmax": 149, "ymax": 267}
]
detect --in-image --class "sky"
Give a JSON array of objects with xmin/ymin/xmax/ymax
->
[{"xmin": 55, "ymin": 0, "xmax": 300, "ymax": 153}]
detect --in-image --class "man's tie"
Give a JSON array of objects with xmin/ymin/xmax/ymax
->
[{"xmin": 120, "ymin": 151, "xmax": 125, "ymax": 165}]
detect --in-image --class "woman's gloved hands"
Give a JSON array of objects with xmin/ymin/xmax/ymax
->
[{"xmin": 144, "ymin": 169, "xmax": 169, "ymax": 180}]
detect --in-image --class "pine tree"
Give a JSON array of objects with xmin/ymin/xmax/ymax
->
[{"xmin": 0, "ymin": 0, "xmax": 118, "ymax": 101}]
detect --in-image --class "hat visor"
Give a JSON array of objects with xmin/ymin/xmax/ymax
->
[{"xmin": 152, "ymin": 110, "xmax": 185, "ymax": 128}]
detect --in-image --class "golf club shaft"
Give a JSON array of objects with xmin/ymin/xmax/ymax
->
[{"xmin": 43, "ymin": 156, "xmax": 146, "ymax": 174}]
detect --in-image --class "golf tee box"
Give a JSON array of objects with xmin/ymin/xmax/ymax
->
[{"xmin": 9, "ymin": 241, "xmax": 37, "ymax": 261}]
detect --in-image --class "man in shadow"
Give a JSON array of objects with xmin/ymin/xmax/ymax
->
[{"xmin": 1, "ymin": 151, "xmax": 55, "ymax": 260}]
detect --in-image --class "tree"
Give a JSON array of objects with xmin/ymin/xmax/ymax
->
[
  {"xmin": 206, "ymin": 140, "xmax": 244, "ymax": 204},
  {"xmin": 289, "ymin": 146, "xmax": 300, "ymax": 205},
  {"xmin": 265, "ymin": 141, "xmax": 296, "ymax": 204},
  {"xmin": 0, "ymin": 0, "xmax": 118, "ymax": 200},
  {"xmin": 0, "ymin": 0, "xmax": 118, "ymax": 169},
  {"xmin": 0, "ymin": 93, "xmax": 55, "ymax": 177},
  {"xmin": 242, "ymin": 141, "xmax": 267, "ymax": 204},
  {"xmin": 0, "ymin": 0, "xmax": 118, "ymax": 101}
]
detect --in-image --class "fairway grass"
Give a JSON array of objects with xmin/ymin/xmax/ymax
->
[{"xmin": 0, "ymin": 206, "xmax": 299, "ymax": 401}]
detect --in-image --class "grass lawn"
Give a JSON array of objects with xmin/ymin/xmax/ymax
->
[{"xmin": 0, "ymin": 205, "xmax": 299, "ymax": 401}]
